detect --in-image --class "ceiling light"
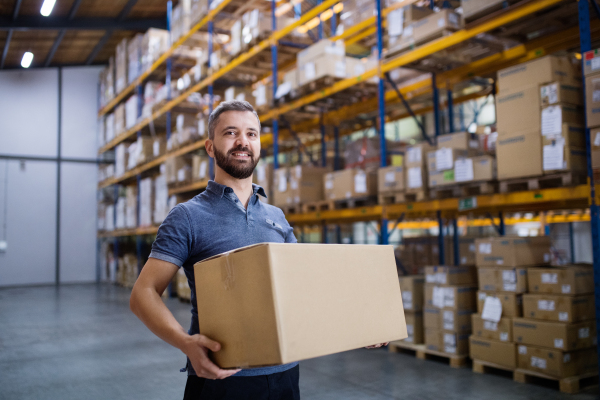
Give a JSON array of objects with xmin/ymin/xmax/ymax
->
[
  {"xmin": 21, "ymin": 52, "xmax": 34, "ymax": 68},
  {"xmin": 40, "ymin": 0, "xmax": 57, "ymax": 17}
]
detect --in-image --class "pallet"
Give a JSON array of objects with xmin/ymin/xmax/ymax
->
[
  {"xmin": 499, "ymin": 172, "xmax": 587, "ymax": 194},
  {"xmin": 513, "ymin": 368, "xmax": 599, "ymax": 395},
  {"xmin": 388, "ymin": 340, "xmax": 469, "ymax": 368},
  {"xmin": 378, "ymin": 192, "xmax": 406, "ymax": 205},
  {"xmin": 404, "ymin": 190, "xmax": 428, "ymax": 203},
  {"xmin": 429, "ymin": 185, "xmax": 463, "ymax": 200},
  {"xmin": 334, "ymin": 196, "xmax": 378, "ymax": 210},
  {"xmin": 302, "ymin": 200, "xmax": 335, "ymax": 213},
  {"xmin": 472, "ymin": 359, "xmax": 515, "ymax": 377},
  {"xmin": 385, "ymin": 30, "xmax": 456, "ymax": 61},
  {"xmin": 460, "ymin": 181, "xmax": 498, "ymax": 196}
]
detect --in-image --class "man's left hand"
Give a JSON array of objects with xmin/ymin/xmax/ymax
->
[{"xmin": 365, "ymin": 342, "xmax": 388, "ymax": 349}]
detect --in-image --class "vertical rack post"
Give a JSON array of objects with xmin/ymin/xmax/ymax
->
[
  {"xmin": 498, "ymin": 211, "xmax": 505, "ymax": 236},
  {"xmin": 375, "ymin": 0, "xmax": 388, "ymax": 245},
  {"xmin": 208, "ymin": 0, "xmax": 215, "ymax": 179},
  {"xmin": 321, "ymin": 116, "xmax": 326, "ymax": 167},
  {"xmin": 447, "ymin": 88, "xmax": 454, "ymax": 133},
  {"xmin": 432, "ymin": 73, "xmax": 441, "ymax": 137},
  {"xmin": 318, "ymin": 0, "xmax": 323, "ymax": 40},
  {"xmin": 578, "ymin": 1, "xmax": 600, "ymax": 376},
  {"xmin": 271, "ymin": 0, "xmax": 279, "ymax": 170},
  {"xmin": 166, "ymin": 0, "xmax": 173, "ymax": 144},
  {"xmin": 334, "ymin": 126, "xmax": 340, "ymax": 171},
  {"xmin": 452, "ymin": 218, "xmax": 459, "ymax": 266},
  {"xmin": 437, "ymin": 210, "xmax": 444, "ymax": 265}
]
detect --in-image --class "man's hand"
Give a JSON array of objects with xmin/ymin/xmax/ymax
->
[
  {"xmin": 182, "ymin": 334, "xmax": 241, "ymax": 379},
  {"xmin": 365, "ymin": 342, "xmax": 389, "ymax": 349}
]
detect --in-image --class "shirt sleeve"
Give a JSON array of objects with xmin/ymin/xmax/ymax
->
[
  {"xmin": 149, "ymin": 204, "xmax": 193, "ymax": 267},
  {"xmin": 279, "ymin": 209, "xmax": 298, "ymax": 244}
]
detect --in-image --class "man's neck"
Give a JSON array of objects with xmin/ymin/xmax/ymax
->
[{"xmin": 214, "ymin": 167, "xmax": 254, "ymax": 208}]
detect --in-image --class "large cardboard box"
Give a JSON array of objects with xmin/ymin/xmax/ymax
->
[
  {"xmin": 540, "ymin": 81, "xmax": 583, "ymax": 107},
  {"xmin": 541, "ymin": 141, "xmax": 587, "ymax": 174},
  {"xmin": 513, "ymin": 318, "xmax": 597, "ymax": 351},
  {"xmin": 412, "ymin": 9, "xmax": 461, "ymax": 43},
  {"xmin": 583, "ymin": 48, "xmax": 600, "ymax": 76},
  {"xmin": 289, "ymin": 166, "xmax": 329, "ymax": 204},
  {"xmin": 428, "ymin": 170, "xmax": 455, "ymax": 188},
  {"xmin": 399, "ymin": 275, "xmax": 424, "ymax": 312},
  {"xmin": 378, "ymin": 166, "xmax": 405, "ymax": 194},
  {"xmin": 403, "ymin": 311, "xmax": 424, "ymax": 344},
  {"xmin": 324, "ymin": 169, "xmax": 378, "ymax": 201},
  {"xmin": 496, "ymin": 86, "xmax": 540, "ymax": 134},
  {"xmin": 497, "ymin": 55, "xmax": 579, "ymax": 92},
  {"xmin": 523, "ymin": 294, "xmax": 595, "ymax": 323},
  {"xmin": 424, "ymin": 266, "xmax": 477, "ymax": 286},
  {"xmin": 469, "ymin": 337, "xmax": 517, "ymax": 369},
  {"xmin": 541, "ymin": 104, "xmax": 584, "ymax": 137},
  {"xmin": 585, "ymin": 72, "xmax": 600, "ymax": 128},
  {"xmin": 475, "ymin": 236, "xmax": 552, "ymax": 268},
  {"xmin": 441, "ymin": 309, "xmax": 473, "ymax": 333},
  {"xmin": 517, "ymin": 344, "xmax": 598, "ymax": 379},
  {"xmin": 427, "ymin": 149, "xmax": 469, "ymax": 173},
  {"xmin": 273, "ymin": 168, "xmax": 292, "ymax": 206},
  {"xmin": 194, "ymin": 243, "xmax": 407, "ymax": 368},
  {"xmin": 436, "ymin": 131, "xmax": 481, "ymax": 152},
  {"xmin": 472, "ymin": 314, "xmax": 512, "ymax": 342},
  {"xmin": 424, "ymin": 307, "xmax": 441, "ymax": 329},
  {"xmin": 527, "ymin": 265, "xmax": 594, "ymax": 295},
  {"xmin": 477, "ymin": 267, "xmax": 528, "ymax": 293},
  {"xmin": 496, "ymin": 129, "xmax": 543, "ymax": 179},
  {"xmin": 298, "ymin": 54, "xmax": 346, "ymax": 86},
  {"xmin": 454, "ymin": 155, "xmax": 496, "ymax": 183},
  {"xmin": 405, "ymin": 143, "xmax": 436, "ymax": 168},
  {"xmin": 425, "ymin": 329, "xmax": 469, "ymax": 354},
  {"xmin": 477, "ymin": 291, "xmax": 523, "ymax": 318},
  {"xmin": 543, "ymin": 124, "xmax": 586, "ymax": 148},
  {"xmin": 424, "ymin": 284, "xmax": 477, "ymax": 310}
]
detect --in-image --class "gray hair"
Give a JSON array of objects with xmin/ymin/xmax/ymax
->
[{"xmin": 207, "ymin": 100, "xmax": 261, "ymax": 140}]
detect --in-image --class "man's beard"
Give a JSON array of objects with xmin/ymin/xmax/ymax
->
[{"xmin": 213, "ymin": 144, "xmax": 260, "ymax": 180}]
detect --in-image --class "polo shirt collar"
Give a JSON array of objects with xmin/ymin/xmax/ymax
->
[{"xmin": 206, "ymin": 180, "xmax": 267, "ymax": 199}]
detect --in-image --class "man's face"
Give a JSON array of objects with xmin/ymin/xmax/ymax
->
[{"xmin": 209, "ymin": 110, "xmax": 261, "ymax": 180}]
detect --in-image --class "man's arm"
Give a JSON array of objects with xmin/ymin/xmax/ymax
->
[{"xmin": 130, "ymin": 258, "xmax": 240, "ymax": 379}]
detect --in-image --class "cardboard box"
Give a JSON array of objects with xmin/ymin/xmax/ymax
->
[
  {"xmin": 324, "ymin": 169, "xmax": 378, "ymax": 201},
  {"xmin": 477, "ymin": 267, "xmax": 528, "ymax": 293},
  {"xmin": 115, "ymin": 37, "xmax": 128, "ymax": 94},
  {"xmin": 497, "ymin": 55, "xmax": 579, "ymax": 92},
  {"xmin": 541, "ymin": 104, "xmax": 584, "ymax": 136},
  {"xmin": 522, "ymin": 294, "xmax": 595, "ymax": 323},
  {"xmin": 296, "ymin": 39, "xmax": 345, "ymax": 65},
  {"xmin": 425, "ymin": 266, "xmax": 477, "ymax": 286},
  {"xmin": 298, "ymin": 54, "xmax": 346, "ymax": 86},
  {"xmin": 193, "ymin": 243, "xmax": 407, "ymax": 368},
  {"xmin": 583, "ymin": 48, "xmax": 600, "ymax": 76},
  {"xmin": 477, "ymin": 291, "xmax": 522, "ymax": 318},
  {"xmin": 513, "ymin": 318, "xmax": 597, "ymax": 351},
  {"xmin": 406, "ymin": 166, "xmax": 427, "ymax": 191},
  {"xmin": 517, "ymin": 344, "xmax": 598, "ymax": 379},
  {"xmin": 496, "ymin": 129, "xmax": 543, "ymax": 179},
  {"xmin": 472, "ymin": 314, "xmax": 512, "ymax": 342},
  {"xmin": 424, "ymin": 307, "xmax": 441, "ymax": 329},
  {"xmin": 152, "ymin": 135, "xmax": 167, "ymax": 158},
  {"xmin": 378, "ymin": 166, "xmax": 405, "ymax": 194},
  {"xmin": 542, "ymin": 142, "xmax": 587, "ymax": 174},
  {"xmin": 413, "ymin": 9, "xmax": 462, "ymax": 43},
  {"xmin": 475, "ymin": 236, "xmax": 552, "ymax": 268},
  {"xmin": 403, "ymin": 311, "xmax": 424, "ymax": 344},
  {"xmin": 527, "ymin": 265, "xmax": 594, "ymax": 295},
  {"xmin": 585, "ymin": 72, "xmax": 600, "ymax": 127},
  {"xmin": 424, "ymin": 284, "xmax": 477, "ymax": 310},
  {"xmin": 543, "ymin": 123, "xmax": 586, "ymax": 147},
  {"xmin": 496, "ymin": 85, "xmax": 540, "ymax": 134},
  {"xmin": 425, "ymin": 329, "xmax": 469, "ymax": 354},
  {"xmin": 436, "ymin": 131, "xmax": 481, "ymax": 152},
  {"xmin": 540, "ymin": 81, "xmax": 582, "ymax": 107},
  {"xmin": 441, "ymin": 309, "xmax": 474, "ymax": 333},
  {"xmin": 461, "ymin": 0, "xmax": 505, "ymax": 20},
  {"xmin": 469, "ymin": 337, "xmax": 517, "ymax": 369},
  {"xmin": 405, "ymin": 143, "xmax": 436, "ymax": 168},
  {"xmin": 428, "ymin": 170, "xmax": 455, "ymax": 188},
  {"xmin": 274, "ymin": 166, "xmax": 329, "ymax": 206},
  {"xmin": 399, "ymin": 275, "xmax": 424, "ymax": 312},
  {"xmin": 458, "ymin": 238, "xmax": 477, "ymax": 266},
  {"xmin": 191, "ymin": 156, "xmax": 209, "ymax": 181},
  {"xmin": 592, "ymin": 127, "xmax": 600, "ymax": 169},
  {"xmin": 454, "ymin": 155, "xmax": 496, "ymax": 183},
  {"xmin": 427, "ymin": 149, "xmax": 469, "ymax": 173}
]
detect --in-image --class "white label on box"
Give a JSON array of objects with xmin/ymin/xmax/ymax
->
[
  {"xmin": 388, "ymin": 8, "xmax": 404, "ymax": 37},
  {"xmin": 483, "ymin": 320, "xmax": 498, "ymax": 331},
  {"xmin": 153, "ymin": 141, "xmax": 160, "ymax": 157},
  {"xmin": 563, "ymin": 354, "xmax": 571, "ymax": 363},
  {"xmin": 354, "ymin": 172, "xmax": 367, "ymax": 193},
  {"xmin": 554, "ymin": 338, "xmax": 564, "ymax": 349},
  {"xmin": 479, "ymin": 243, "xmax": 492, "ymax": 254},
  {"xmin": 592, "ymin": 57, "xmax": 600, "ymax": 71},
  {"xmin": 497, "ymin": 259, "xmax": 504, "ymax": 265},
  {"xmin": 199, "ymin": 161, "xmax": 207, "ymax": 179},
  {"xmin": 444, "ymin": 288, "xmax": 455, "ymax": 308},
  {"xmin": 407, "ymin": 167, "xmax": 422, "ymax": 189},
  {"xmin": 443, "ymin": 310, "xmax": 454, "ymax": 330},
  {"xmin": 479, "ymin": 292, "xmax": 487, "ymax": 301},
  {"xmin": 432, "ymin": 286, "xmax": 444, "ymax": 308},
  {"xmin": 426, "ymin": 272, "xmax": 447, "ymax": 285},
  {"xmin": 531, "ymin": 356, "xmax": 547, "ymax": 369},
  {"xmin": 335, "ymin": 61, "xmax": 346, "ymax": 78},
  {"xmin": 579, "ymin": 327, "xmax": 590, "ymax": 339},
  {"xmin": 257, "ymin": 165, "xmax": 266, "ymax": 182},
  {"xmin": 538, "ymin": 300, "xmax": 555, "ymax": 311},
  {"xmin": 542, "ymin": 83, "xmax": 558, "ymax": 104},
  {"xmin": 503, "ymin": 282, "xmax": 516, "ymax": 291},
  {"xmin": 407, "ymin": 147, "xmax": 421, "ymax": 163},
  {"xmin": 435, "ymin": 148, "xmax": 453, "ymax": 171},
  {"xmin": 325, "ymin": 178, "xmax": 333, "ymax": 190},
  {"xmin": 402, "ymin": 291, "xmax": 413, "ymax": 310},
  {"xmin": 437, "ymin": 17, "xmax": 444, "ymax": 28},
  {"xmin": 595, "ymin": 132, "xmax": 600, "ymax": 147},
  {"xmin": 544, "ymin": 253, "xmax": 551, "ymax": 263},
  {"xmin": 500, "ymin": 332, "xmax": 509, "ymax": 342},
  {"xmin": 443, "ymin": 333, "xmax": 456, "ymax": 348},
  {"xmin": 559, "ymin": 312, "xmax": 569, "ymax": 321},
  {"xmin": 541, "ymin": 105, "xmax": 563, "ymax": 136},
  {"xmin": 519, "ymin": 345, "xmax": 527, "ymax": 355},
  {"xmin": 275, "ymin": 82, "xmax": 291, "ymax": 99},
  {"xmin": 225, "ymin": 87, "xmax": 234, "ymax": 102},
  {"xmin": 561, "ymin": 284, "xmax": 571, "ymax": 294},
  {"xmin": 403, "ymin": 25, "xmax": 413, "ymax": 38},
  {"xmin": 385, "ymin": 171, "xmax": 396, "ymax": 183},
  {"xmin": 294, "ymin": 195, "xmax": 299, "ymax": 203},
  {"xmin": 345, "ymin": 191, "xmax": 352, "ymax": 199},
  {"xmin": 461, "ymin": 256, "xmax": 467, "ymax": 265},
  {"xmin": 176, "ymin": 114, "xmax": 185, "ymax": 131},
  {"xmin": 448, "ymin": 12, "xmax": 459, "ymax": 25},
  {"xmin": 278, "ymin": 176, "xmax": 287, "ymax": 192},
  {"xmin": 407, "ymin": 324, "xmax": 414, "ymax": 336},
  {"xmin": 295, "ymin": 165, "xmax": 302, "ymax": 178},
  {"xmin": 304, "ymin": 62, "xmax": 316, "ymax": 80},
  {"xmin": 594, "ymin": 89, "xmax": 600, "ymax": 103},
  {"xmin": 481, "ymin": 296, "xmax": 502, "ymax": 322},
  {"xmin": 290, "ymin": 179, "xmax": 298, "ymax": 190},
  {"xmin": 454, "ymin": 158, "xmax": 474, "ymax": 182},
  {"xmin": 198, "ymin": 120, "xmax": 205, "ymax": 137},
  {"xmin": 502, "ymin": 269, "xmax": 517, "ymax": 283},
  {"xmin": 469, "ymin": 244, "xmax": 476, "ymax": 252},
  {"xmin": 541, "ymin": 273, "xmax": 558, "ymax": 284},
  {"xmin": 543, "ymin": 144, "xmax": 564, "ymax": 171},
  {"xmin": 194, "ymin": 64, "xmax": 202, "ymax": 82},
  {"xmin": 177, "ymin": 168, "xmax": 185, "ymax": 182}
]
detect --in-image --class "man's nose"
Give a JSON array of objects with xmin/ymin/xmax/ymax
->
[{"xmin": 235, "ymin": 133, "xmax": 250, "ymax": 148}]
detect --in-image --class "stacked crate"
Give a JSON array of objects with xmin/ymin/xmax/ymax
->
[
  {"xmin": 399, "ymin": 275, "xmax": 425, "ymax": 344},
  {"xmin": 273, "ymin": 166, "xmax": 330, "ymax": 209},
  {"xmin": 423, "ymin": 266, "xmax": 477, "ymax": 357}
]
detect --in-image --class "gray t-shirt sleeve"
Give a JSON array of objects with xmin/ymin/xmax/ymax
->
[{"xmin": 149, "ymin": 204, "xmax": 192, "ymax": 267}]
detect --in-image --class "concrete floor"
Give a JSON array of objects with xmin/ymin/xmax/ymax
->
[{"xmin": 0, "ymin": 284, "xmax": 597, "ymax": 400}]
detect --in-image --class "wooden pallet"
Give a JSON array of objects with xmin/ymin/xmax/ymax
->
[
  {"xmin": 388, "ymin": 340, "xmax": 469, "ymax": 368},
  {"xmin": 302, "ymin": 200, "xmax": 335, "ymax": 213},
  {"xmin": 472, "ymin": 359, "xmax": 515, "ymax": 377},
  {"xmin": 499, "ymin": 172, "xmax": 587, "ymax": 194},
  {"xmin": 385, "ymin": 29, "xmax": 456, "ymax": 61},
  {"xmin": 429, "ymin": 185, "xmax": 463, "ymax": 200},
  {"xmin": 378, "ymin": 192, "xmax": 406, "ymax": 205},
  {"xmin": 404, "ymin": 190, "xmax": 428, "ymax": 203},
  {"xmin": 334, "ymin": 195, "xmax": 378, "ymax": 210},
  {"xmin": 295, "ymin": 75, "xmax": 343, "ymax": 98},
  {"xmin": 513, "ymin": 369, "xmax": 599, "ymax": 395},
  {"xmin": 460, "ymin": 181, "xmax": 498, "ymax": 196}
]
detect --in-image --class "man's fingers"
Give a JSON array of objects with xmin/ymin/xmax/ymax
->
[{"xmin": 198, "ymin": 335, "xmax": 221, "ymax": 352}]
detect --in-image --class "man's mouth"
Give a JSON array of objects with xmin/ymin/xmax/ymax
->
[{"xmin": 230, "ymin": 151, "xmax": 251, "ymax": 159}]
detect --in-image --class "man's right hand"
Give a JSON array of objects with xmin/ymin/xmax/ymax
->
[{"xmin": 182, "ymin": 334, "xmax": 241, "ymax": 380}]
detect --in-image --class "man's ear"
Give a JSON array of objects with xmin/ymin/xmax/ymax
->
[{"xmin": 205, "ymin": 138, "xmax": 214, "ymax": 158}]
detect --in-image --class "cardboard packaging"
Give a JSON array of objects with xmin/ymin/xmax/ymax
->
[
  {"xmin": 225, "ymin": 86, "xmax": 256, "ymax": 107},
  {"xmin": 496, "ymin": 85, "xmax": 541, "ymax": 133},
  {"xmin": 453, "ymin": 155, "xmax": 496, "ymax": 183},
  {"xmin": 324, "ymin": 169, "xmax": 378, "ymax": 201},
  {"xmin": 496, "ymin": 129, "xmax": 543, "ymax": 179},
  {"xmin": 425, "ymin": 329, "xmax": 469, "ymax": 354},
  {"xmin": 458, "ymin": 238, "xmax": 477, "ymax": 266},
  {"xmin": 522, "ymin": 294, "xmax": 595, "ymax": 323},
  {"xmin": 139, "ymin": 177, "xmax": 154, "ymax": 227},
  {"xmin": 345, "ymin": 137, "xmax": 385, "ymax": 170},
  {"xmin": 428, "ymin": 170, "xmax": 455, "ymax": 188},
  {"xmin": 424, "ymin": 284, "xmax": 477, "ymax": 310},
  {"xmin": 477, "ymin": 267, "xmax": 528, "ymax": 293},
  {"xmin": 513, "ymin": 318, "xmax": 597, "ymax": 351},
  {"xmin": 541, "ymin": 104, "xmax": 584, "ymax": 137},
  {"xmin": 298, "ymin": 54, "xmax": 346, "ymax": 86},
  {"xmin": 406, "ymin": 165, "xmax": 428, "ymax": 191},
  {"xmin": 469, "ymin": 337, "xmax": 517, "ymax": 369},
  {"xmin": 378, "ymin": 166, "xmax": 405, "ymax": 194},
  {"xmin": 403, "ymin": 311, "xmax": 424, "ymax": 344},
  {"xmin": 274, "ymin": 166, "xmax": 329, "ymax": 206},
  {"xmin": 477, "ymin": 291, "xmax": 522, "ymax": 318},
  {"xmin": 424, "ymin": 307, "xmax": 441, "ymax": 329},
  {"xmin": 540, "ymin": 81, "xmax": 583, "ymax": 107},
  {"xmin": 517, "ymin": 344, "xmax": 598, "ymax": 379},
  {"xmin": 191, "ymin": 156, "xmax": 209, "ymax": 181},
  {"xmin": 399, "ymin": 275, "xmax": 424, "ymax": 312},
  {"xmin": 406, "ymin": 143, "xmax": 436, "ymax": 168},
  {"xmin": 193, "ymin": 243, "xmax": 407, "ymax": 368},
  {"xmin": 127, "ymin": 34, "xmax": 143, "ymax": 85},
  {"xmin": 592, "ymin": 127, "xmax": 600, "ymax": 169},
  {"xmin": 440, "ymin": 309, "xmax": 474, "ymax": 333},
  {"xmin": 436, "ymin": 131, "xmax": 481, "ymax": 152},
  {"xmin": 585, "ymin": 72, "xmax": 600, "ymax": 128},
  {"xmin": 541, "ymin": 140, "xmax": 587, "ymax": 174},
  {"xmin": 461, "ymin": 0, "xmax": 505, "ymax": 20},
  {"xmin": 424, "ymin": 266, "xmax": 477, "ymax": 286},
  {"xmin": 427, "ymin": 149, "xmax": 470, "ymax": 173},
  {"xmin": 472, "ymin": 314, "xmax": 512, "ymax": 342},
  {"xmin": 412, "ymin": 9, "xmax": 462, "ymax": 43},
  {"xmin": 527, "ymin": 265, "xmax": 594, "ymax": 295},
  {"xmin": 583, "ymin": 48, "xmax": 600, "ymax": 76},
  {"xmin": 152, "ymin": 135, "xmax": 167, "ymax": 158},
  {"xmin": 115, "ymin": 37, "xmax": 128, "ymax": 94},
  {"xmin": 475, "ymin": 236, "xmax": 552, "ymax": 268},
  {"xmin": 497, "ymin": 55, "xmax": 580, "ymax": 92}
]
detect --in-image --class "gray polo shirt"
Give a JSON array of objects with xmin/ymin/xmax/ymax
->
[{"xmin": 149, "ymin": 180, "xmax": 298, "ymax": 377}]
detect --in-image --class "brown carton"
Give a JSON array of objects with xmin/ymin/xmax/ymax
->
[
  {"xmin": 424, "ymin": 307, "xmax": 441, "ymax": 330},
  {"xmin": 469, "ymin": 337, "xmax": 517, "ymax": 369},
  {"xmin": 405, "ymin": 143, "xmax": 436, "ymax": 168},
  {"xmin": 289, "ymin": 166, "xmax": 329, "ymax": 204},
  {"xmin": 496, "ymin": 85, "xmax": 540, "ymax": 133},
  {"xmin": 540, "ymin": 81, "xmax": 583, "ymax": 107},
  {"xmin": 403, "ymin": 311, "xmax": 424, "ymax": 344},
  {"xmin": 427, "ymin": 149, "xmax": 470, "ymax": 173},
  {"xmin": 378, "ymin": 165, "xmax": 405, "ymax": 194},
  {"xmin": 273, "ymin": 168, "xmax": 292, "ymax": 206},
  {"xmin": 324, "ymin": 168, "xmax": 378, "ymax": 201},
  {"xmin": 475, "ymin": 236, "xmax": 552, "ymax": 268},
  {"xmin": 471, "ymin": 314, "xmax": 512, "ymax": 342},
  {"xmin": 517, "ymin": 344, "xmax": 598, "ymax": 379},
  {"xmin": 425, "ymin": 329, "xmax": 469, "ymax": 355},
  {"xmin": 497, "ymin": 55, "xmax": 580, "ymax": 92},
  {"xmin": 527, "ymin": 265, "xmax": 594, "ymax": 295},
  {"xmin": 477, "ymin": 267, "xmax": 528, "ymax": 293},
  {"xmin": 413, "ymin": 9, "xmax": 462, "ymax": 43},
  {"xmin": 441, "ymin": 309, "xmax": 474, "ymax": 333},
  {"xmin": 436, "ymin": 131, "xmax": 481, "ymax": 152},
  {"xmin": 544, "ymin": 123, "xmax": 586, "ymax": 147},
  {"xmin": 194, "ymin": 243, "xmax": 407, "ymax": 368},
  {"xmin": 523, "ymin": 294, "xmax": 595, "ymax": 323},
  {"xmin": 253, "ymin": 163, "xmax": 274, "ymax": 204},
  {"xmin": 541, "ymin": 104, "xmax": 584, "ymax": 136},
  {"xmin": 583, "ymin": 48, "xmax": 600, "ymax": 76},
  {"xmin": 454, "ymin": 155, "xmax": 496, "ymax": 183},
  {"xmin": 585, "ymin": 72, "xmax": 600, "ymax": 127},
  {"xmin": 496, "ymin": 130, "xmax": 543, "ymax": 179},
  {"xmin": 424, "ymin": 284, "xmax": 477, "ymax": 310},
  {"xmin": 513, "ymin": 318, "xmax": 597, "ymax": 351},
  {"xmin": 541, "ymin": 142, "xmax": 587, "ymax": 174},
  {"xmin": 424, "ymin": 265, "xmax": 477, "ymax": 286},
  {"xmin": 399, "ymin": 275, "xmax": 424, "ymax": 312},
  {"xmin": 477, "ymin": 291, "xmax": 523, "ymax": 318},
  {"xmin": 428, "ymin": 170, "xmax": 455, "ymax": 188}
]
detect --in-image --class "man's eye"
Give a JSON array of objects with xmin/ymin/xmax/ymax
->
[{"xmin": 226, "ymin": 131, "xmax": 235, "ymax": 135}]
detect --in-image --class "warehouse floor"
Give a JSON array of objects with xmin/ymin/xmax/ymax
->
[{"xmin": 0, "ymin": 284, "xmax": 597, "ymax": 400}]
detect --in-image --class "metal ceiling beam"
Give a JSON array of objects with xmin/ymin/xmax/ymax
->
[
  {"xmin": 45, "ymin": 0, "xmax": 84, "ymax": 67},
  {"xmin": 1, "ymin": 0, "xmax": 23, "ymax": 69},
  {"xmin": 0, "ymin": 17, "xmax": 166, "ymax": 30}
]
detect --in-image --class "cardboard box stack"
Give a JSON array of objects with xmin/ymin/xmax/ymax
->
[
  {"xmin": 584, "ymin": 49, "xmax": 600, "ymax": 173},
  {"xmin": 495, "ymin": 55, "xmax": 583, "ymax": 180},
  {"xmin": 115, "ymin": 37, "xmax": 128, "ymax": 95},
  {"xmin": 153, "ymin": 172, "xmax": 170, "ymax": 224},
  {"xmin": 378, "ymin": 164, "xmax": 404, "ymax": 202},
  {"xmin": 191, "ymin": 155, "xmax": 209, "ymax": 181},
  {"xmin": 273, "ymin": 166, "xmax": 329, "ymax": 207},
  {"xmin": 323, "ymin": 168, "xmax": 378, "ymax": 202},
  {"xmin": 296, "ymin": 39, "xmax": 346, "ymax": 86},
  {"xmin": 399, "ymin": 275, "xmax": 425, "ymax": 344},
  {"xmin": 165, "ymin": 155, "xmax": 194, "ymax": 185},
  {"xmin": 405, "ymin": 142, "xmax": 435, "ymax": 197},
  {"xmin": 127, "ymin": 34, "xmax": 143, "ymax": 85},
  {"xmin": 469, "ymin": 236, "xmax": 552, "ymax": 371},
  {"xmin": 253, "ymin": 163, "xmax": 274, "ymax": 204},
  {"xmin": 424, "ymin": 266, "xmax": 477, "ymax": 356}
]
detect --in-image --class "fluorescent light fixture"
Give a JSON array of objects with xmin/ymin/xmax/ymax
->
[
  {"xmin": 21, "ymin": 52, "xmax": 34, "ymax": 68},
  {"xmin": 40, "ymin": 0, "xmax": 57, "ymax": 17}
]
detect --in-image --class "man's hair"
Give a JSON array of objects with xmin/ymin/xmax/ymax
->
[{"xmin": 207, "ymin": 100, "xmax": 261, "ymax": 140}]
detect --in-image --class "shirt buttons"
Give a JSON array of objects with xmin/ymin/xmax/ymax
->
[{"xmin": 234, "ymin": 199, "xmax": 238, "ymax": 203}]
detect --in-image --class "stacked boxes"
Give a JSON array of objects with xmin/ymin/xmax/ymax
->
[
  {"xmin": 584, "ymin": 49, "xmax": 600, "ymax": 171},
  {"xmin": 378, "ymin": 165, "xmax": 404, "ymax": 199},
  {"xmin": 127, "ymin": 34, "xmax": 143, "ymax": 85},
  {"xmin": 153, "ymin": 172, "xmax": 170, "ymax": 224},
  {"xmin": 323, "ymin": 168, "xmax": 378, "ymax": 201},
  {"xmin": 115, "ymin": 38, "xmax": 128, "ymax": 94},
  {"xmin": 273, "ymin": 166, "xmax": 329, "ymax": 207},
  {"xmin": 139, "ymin": 177, "xmax": 154, "ymax": 227},
  {"xmin": 405, "ymin": 142, "xmax": 435, "ymax": 194},
  {"xmin": 424, "ymin": 266, "xmax": 477, "ymax": 356},
  {"xmin": 399, "ymin": 275, "xmax": 425, "ymax": 344},
  {"xmin": 296, "ymin": 39, "xmax": 346, "ymax": 86},
  {"xmin": 191, "ymin": 155, "xmax": 209, "ymax": 181}
]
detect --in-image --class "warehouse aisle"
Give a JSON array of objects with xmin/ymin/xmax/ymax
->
[{"xmin": 0, "ymin": 284, "xmax": 596, "ymax": 400}]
